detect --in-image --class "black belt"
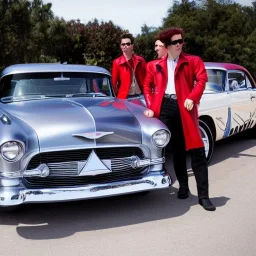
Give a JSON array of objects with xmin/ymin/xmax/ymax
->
[
  {"xmin": 164, "ymin": 94, "xmax": 177, "ymax": 100},
  {"xmin": 128, "ymin": 94, "xmax": 141, "ymax": 98}
]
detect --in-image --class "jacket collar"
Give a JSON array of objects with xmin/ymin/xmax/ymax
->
[
  {"xmin": 155, "ymin": 52, "xmax": 188, "ymax": 70},
  {"xmin": 118, "ymin": 54, "xmax": 141, "ymax": 66}
]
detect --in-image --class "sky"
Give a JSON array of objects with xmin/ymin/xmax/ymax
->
[{"xmin": 44, "ymin": 0, "xmax": 253, "ymax": 35}]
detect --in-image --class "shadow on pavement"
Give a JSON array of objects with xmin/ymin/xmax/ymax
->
[
  {"xmin": 209, "ymin": 131, "xmax": 256, "ymax": 166},
  {"xmin": 0, "ymin": 187, "xmax": 230, "ymax": 240},
  {"xmin": 1, "ymin": 132, "xmax": 252, "ymax": 240}
]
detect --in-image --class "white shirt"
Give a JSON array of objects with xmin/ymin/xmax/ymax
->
[{"xmin": 165, "ymin": 57, "xmax": 178, "ymax": 94}]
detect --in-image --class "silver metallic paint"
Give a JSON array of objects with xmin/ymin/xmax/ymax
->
[{"xmin": 0, "ymin": 64, "xmax": 170, "ymax": 206}]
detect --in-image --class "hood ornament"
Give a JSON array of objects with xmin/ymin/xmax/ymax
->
[{"xmin": 72, "ymin": 131, "xmax": 114, "ymax": 139}]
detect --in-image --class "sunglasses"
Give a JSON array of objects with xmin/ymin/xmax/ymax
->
[
  {"xmin": 170, "ymin": 39, "xmax": 184, "ymax": 45},
  {"xmin": 121, "ymin": 42, "xmax": 132, "ymax": 46}
]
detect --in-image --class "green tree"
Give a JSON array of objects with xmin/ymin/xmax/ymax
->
[
  {"xmin": 42, "ymin": 17, "xmax": 70, "ymax": 63},
  {"xmin": 161, "ymin": 0, "xmax": 256, "ymax": 75},
  {"xmin": 135, "ymin": 24, "xmax": 160, "ymax": 62},
  {"xmin": 0, "ymin": 0, "xmax": 31, "ymax": 68},
  {"xmin": 83, "ymin": 19, "xmax": 125, "ymax": 70},
  {"xmin": 28, "ymin": 0, "xmax": 54, "ymax": 62},
  {"xmin": 65, "ymin": 19, "xmax": 88, "ymax": 64}
]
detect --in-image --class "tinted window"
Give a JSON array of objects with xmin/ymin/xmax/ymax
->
[
  {"xmin": 245, "ymin": 74, "xmax": 253, "ymax": 89},
  {"xmin": 206, "ymin": 69, "xmax": 226, "ymax": 92}
]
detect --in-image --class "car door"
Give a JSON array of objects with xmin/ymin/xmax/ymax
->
[
  {"xmin": 245, "ymin": 72, "xmax": 256, "ymax": 128},
  {"xmin": 199, "ymin": 68, "xmax": 231, "ymax": 140},
  {"xmin": 228, "ymin": 70, "xmax": 256, "ymax": 134}
]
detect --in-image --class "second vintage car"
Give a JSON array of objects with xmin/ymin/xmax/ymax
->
[
  {"xmin": 133, "ymin": 62, "xmax": 256, "ymax": 163},
  {"xmin": 199, "ymin": 62, "xmax": 256, "ymax": 162},
  {"xmin": 0, "ymin": 63, "xmax": 171, "ymax": 208}
]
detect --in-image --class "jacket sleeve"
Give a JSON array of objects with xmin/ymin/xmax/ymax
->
[
  {"xmin": 143, "ymin": 62, "xmax": 154, "ymax": 109},
  {"xmin": 140, "ymin": 59, "xmax": 147, "ymax": 90},
  {"xmin": 135, "ymin": 57, "xmax": 147, "ymax": 93},
  {"xmin": 111, "ymin": 60, "xmax": 119, "ymax": 94},
  {"xmin": 187, "ymin": 57, "xmax": 208, "ymax": 104}
]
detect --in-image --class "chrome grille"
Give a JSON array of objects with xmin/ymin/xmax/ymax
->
[
  {"xmin": 27, "ymin": 147, "xmax": 144, "ymax": 169},
  {"xmin": 23, "ymin": 147, "xmax": 147, "ymax": 188},
  {"xmin": 47, "ymin": 161, "xmax": 79, "ymax": 176}
]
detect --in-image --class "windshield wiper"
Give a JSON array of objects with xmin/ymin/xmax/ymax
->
[
  {"xmin": 0, "ymin": 95, "xmax": 47, "ymax": 103},
  {"xmin": 66, "ymin": 92, "xmax": 107, "ymax": 98}
]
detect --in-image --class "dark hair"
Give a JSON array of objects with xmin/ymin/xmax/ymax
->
[
  {"xmin": 155, "ymin": 34, "xmax": 166, "ymax": 47},
  {"xmin": 120, "ymin": 33, "xmax": 134, "ymax": 44},
  {"xmin": 158, "ymin": 27, "xmax": 184, "ymax": 46}
]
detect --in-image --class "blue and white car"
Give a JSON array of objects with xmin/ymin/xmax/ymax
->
[
  {"xmin": 199, "ymin": 62, "xmax": 256, "ymax": 162},
  {"xmin": 131, "ymin": 62, "xmax": 256, "ymax": 163}
]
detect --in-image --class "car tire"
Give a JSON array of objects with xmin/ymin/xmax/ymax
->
[
  {"xmin": 249, "ymin": 124, "xmax": 256, "ymax": 139},
  {"xmin": 199, "ymin": 120, "xmax": 214, "ymax": 164}
]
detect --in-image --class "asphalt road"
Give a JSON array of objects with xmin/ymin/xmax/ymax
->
[{"xmin": 0, "ymin": 133, "xmax": 255, "ymax": 256}]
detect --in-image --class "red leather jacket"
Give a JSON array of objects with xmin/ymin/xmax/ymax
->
[
  {"xmin": 144, "ymin": 53, "xmax": 208, "ymax": 150},
  {"xmin": 111, "ymin": 54, "xmax": 146, "ymax": 99}
]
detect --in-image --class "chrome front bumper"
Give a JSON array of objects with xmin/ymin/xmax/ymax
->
[{"xmin": 0, "ymin": 172, "xmax": 171, "ymax": 206}]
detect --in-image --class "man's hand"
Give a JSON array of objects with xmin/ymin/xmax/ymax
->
[
  {"xmin": 144, "ymin": 109, "xmax": 154, "ymax": 117},
  {"xmin": 184, "ymin": 98, "xmax": 194, "ymax": 111}
]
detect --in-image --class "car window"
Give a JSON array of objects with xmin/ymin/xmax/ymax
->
[
  {"xmin": 0, "ymin": 72, "xmax": 113, "ymax": 99},
  {"xmin": 245, "ymin": 74, "xmax": 253, "ymax": 89},
  {"xmin": 206, "ymin": 69, "xmax": 226, "ymax": 92},
  {"xmin": 228, "ymin": 71, "xmax": 246, "ymax": 91}
]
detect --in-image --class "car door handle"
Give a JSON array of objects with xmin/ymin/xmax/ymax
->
[{"xmin": 251, "ymin": 95, "xmax": 256, "ymax": 100}]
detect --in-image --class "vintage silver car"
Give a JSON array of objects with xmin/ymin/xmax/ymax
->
[
  {"xmin": 0, "ymin": 64, "xmax": 171, "ymax": 207},
  {"xmin": 199, "ymin": 62, "xmax": 256, "ymax": 162}
]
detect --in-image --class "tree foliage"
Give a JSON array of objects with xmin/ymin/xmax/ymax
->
[
  {"xmin": 134, "ymin": 24, "xmax": 160, "ymax": 62},
  {"xmin": 1, "ymin": 0, "xmax": 256, "ymax": 78}
]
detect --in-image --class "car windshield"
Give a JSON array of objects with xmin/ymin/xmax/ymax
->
[{"xmin": 0, "ymin": 72, "xmax": 113, "ymax": 102}]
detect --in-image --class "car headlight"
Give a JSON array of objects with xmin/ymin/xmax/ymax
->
[
  {"xmin": 1, "ymin": 141, "xmax": 24, "ymax": 162},
  {"xmin": 152, "ymin": 129, "xmax": 170, "ymax": 148}
]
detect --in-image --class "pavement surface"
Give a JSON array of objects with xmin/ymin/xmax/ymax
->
[{"xmin": 0, "ymin": 132, "xmax": 255, "ymax": 256}]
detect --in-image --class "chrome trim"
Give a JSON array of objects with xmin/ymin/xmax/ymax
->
[
  {"xmin": 23, "ymin": 164, "xmax": 50, "ymax": 177},
  {"xmin": 0, "ymin": 172, "xmax": 171, "ymax": 206},
  {"xmin": 0, "ymin": 156, "xmax": 165, "ymax": 178},
  {"xmin": 0, "ymin": 114, "xmax": 11, "ymax": 125},
  {"xmin": 0, "ymin": 164, "xmax": 50, "ymax": 178},
  {"xmin": 0, "ymin": 178, "xmax": 20, "ymax": 187},
  {"xmin": 72, "ymin": 131, "xmax": 114, "ymax": 139},
  {"xmin": 130, "ymin": 156, "xmax": 165, "ymax": 168}
]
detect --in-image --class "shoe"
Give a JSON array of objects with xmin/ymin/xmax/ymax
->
[
  {"xmin": 177, "ymin": 186, "xmax": 190, "ymax": 199},
  {"xmin": 199, "ymin": 198, "xmax": 216, "ymax": 211}
]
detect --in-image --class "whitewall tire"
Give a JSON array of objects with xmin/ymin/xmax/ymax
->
[{"xmin": 199, "ymin": 120, "xmax": 214, "ymax": 164}]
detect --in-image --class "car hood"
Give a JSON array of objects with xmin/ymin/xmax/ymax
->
[{"xmin": 3, "ymin": 98, "xmax": 142, "ymax": 151}]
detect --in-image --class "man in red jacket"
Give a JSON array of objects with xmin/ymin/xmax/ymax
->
[
  {"xmin": 111, "ymin": 33, "xmax": 146, "ymax": 99},
  {"xmin": 144, "ymin": 27, "xmax": 216, "ymax": 211}
]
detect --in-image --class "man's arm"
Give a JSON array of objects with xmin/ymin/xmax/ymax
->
[
  {"xmin": 143, "ymin": 61, "xmax": 155, "ymax": 109},
  {"xmin": 187, "ymin": 56, "xmax": 208, "ymax": 104}
]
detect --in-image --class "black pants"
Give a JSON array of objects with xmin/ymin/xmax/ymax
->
[{"xmin": 160, "ymin": 97, "xmax": 209, "ymax": 199}]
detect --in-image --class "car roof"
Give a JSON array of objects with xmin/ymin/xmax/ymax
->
[
  {"xmin": 204, "ymin": 62, "xmax": 247, "ymax": 72},
  {"xmin": 0, "ymin": 63, "xmax": 111, "ymax": 77}
]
